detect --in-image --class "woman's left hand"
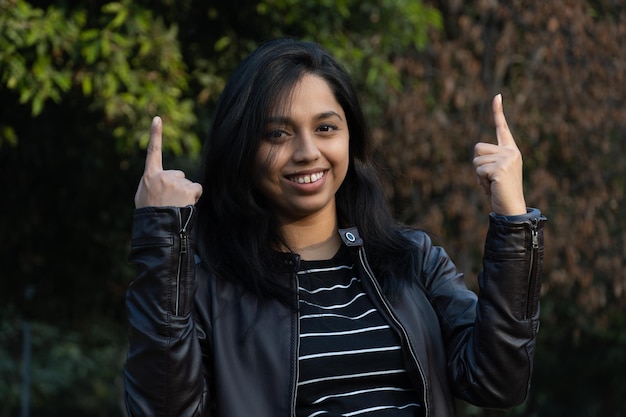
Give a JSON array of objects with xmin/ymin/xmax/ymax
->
[{"xmin": 473, "ymin": 94, "xmax": 527, "ymax": 216}]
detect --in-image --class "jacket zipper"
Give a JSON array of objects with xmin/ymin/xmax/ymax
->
[
  {"xmin": 175, "ymin": 206, "xmax": 194, "ymax": 317},
  {"xmin": 357, "ymin": 247, "xmax": 430, "ymax": 417},
  {"xmin": 525, "ymin": 218, "xmax": 540, "ymax": 320}
]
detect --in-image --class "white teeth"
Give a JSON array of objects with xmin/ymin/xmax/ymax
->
[{"xmin": 292, "ymin": 172, "xmax": 324, "ymax": 184}]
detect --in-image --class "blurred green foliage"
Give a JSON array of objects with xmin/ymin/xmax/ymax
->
[
  {"xmin": 1, "ymin": 308, "xmax": 124, "ymax": 416},
  {"xmin": 0, "ymin": 0, "xmax": 197, "ymax": 154}
]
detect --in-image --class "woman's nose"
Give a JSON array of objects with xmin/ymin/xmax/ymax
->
[{"xmin": 292, "ymin": 133, "xmax": 321, "ymax": 162}]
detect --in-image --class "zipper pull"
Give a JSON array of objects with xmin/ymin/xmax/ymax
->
[
  {"xmin": 179, "ymin": 205, "xmax": 194, "ymax": 254},
  {"xmin": 531, "ymin": 218, "xmax": 539, "ymax": 249}
]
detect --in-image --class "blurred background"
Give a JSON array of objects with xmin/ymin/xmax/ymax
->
[{"xmin": 1, "ymin": 0, "xmax": 625, "ymax": 415}]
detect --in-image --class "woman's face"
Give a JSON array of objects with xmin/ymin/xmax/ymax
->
[{"xmin": 254, "ymin": 74, "xmax": 350, "ymax": 224}]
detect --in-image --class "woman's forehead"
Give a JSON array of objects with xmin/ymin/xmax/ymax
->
[{"xmin": 266, "ymin": 74, "xmax": 343, "ymax": 118}]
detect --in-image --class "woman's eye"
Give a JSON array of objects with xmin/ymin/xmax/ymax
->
[
  {"xmin": 317, "ymin": 124, "xmax": 337, "ymax": 132},
  {"xmin": 265, "ymin": 129, "xmax": 287, "ymax": 140}
]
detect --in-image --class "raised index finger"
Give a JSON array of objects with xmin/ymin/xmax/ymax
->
[
  {"xmin": 145, "ymin": 116, "xmax": 163, "ymax": 173},
  {"xmin": 493, "ymin": 94, "xmax": 516, "ymax": 147}
]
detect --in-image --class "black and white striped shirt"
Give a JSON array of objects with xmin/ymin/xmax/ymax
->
[{"xmin": 296, "ymin": 246, "xmax": 423, "ymax": 417}]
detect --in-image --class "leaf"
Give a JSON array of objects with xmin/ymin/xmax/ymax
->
[
  {"xmin": 101, "ymin": 2, "xmax": 123, "ymax": 14},
  {"xmin": 214, "ymin": 36, "xmax": 231, "ymax": 52},
  {"xmin": 83, "ymin": 41, "xmax": 100, "ymax": 64},
  {"xmin": 31, "ymin": 95, "xmax": 44, "ymax": 116},
  {"xmin": 0, "ymin": 125, "xmax": 18, "ymax": 148},
  {"xmin": 81, "ymin": 75, "xmax": 93, "ymax": 95},
  {"xmin": 109, "ymin": 7, "xmax": 129, "ymax": 29}
]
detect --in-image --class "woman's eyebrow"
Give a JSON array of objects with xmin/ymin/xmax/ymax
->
[
  {"xmin": 315, "ymin": 111, "xmax": 343, "ymax": 121},
  {"xmin": 264, "ymin": 111, "xmax": 343, "ymax": 125}
]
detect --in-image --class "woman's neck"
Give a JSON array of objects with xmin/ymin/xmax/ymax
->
[{"xmin": 278, "ymin": 206, "xmax": 342, "ymax": 261}]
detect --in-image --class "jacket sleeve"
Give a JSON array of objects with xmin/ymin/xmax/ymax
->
[
  {"xmin": 424, "ymin": 208, "xmax": 546, "ymax": 408},
  {"xmin": 124, "ymin": 206, "xmax": 210, "ymax": 417}
]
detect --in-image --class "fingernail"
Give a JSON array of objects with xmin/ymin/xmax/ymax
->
[{"xmin": 152, "ymin": 116, "xmax": 160, "ymax": 127}]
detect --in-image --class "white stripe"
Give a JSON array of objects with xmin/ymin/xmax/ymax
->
[
  {"xmin": 298, "ymin": 276, "xmax": 359, "ymax": 293},
  {"xmin": 300, "ymin": 346, "xmax": 401, "ymax": 361},
  {"xmin": 297, "ymin": 264, "xmax": 353, "ymax": 275},
  {"xmin": 299, "ymin": 292, "xmax": 366, "ymax": 310},
  {"xmin": 300, "ymin": 325, "xmax": 389, "ymax": 338},
  {"xmin": 343, "ymin": 403, "xmax": 422, "ymax": 416},
  {"xmin": 312, "ymin": 386, "xmax": 413, "ymax": 405},
  {"xmin": 300, "ymin": 308, "xmax": 377, "ymax": 321},
  {"xmin": 298, "ymin": 369, "xmax": 406, "ymax": 386},
  {"xmin": 306, "ymin": 412, "xmax": 327, "ymax": 417}
]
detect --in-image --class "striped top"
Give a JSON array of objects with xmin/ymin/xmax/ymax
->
[{"xmin": 296, "ymin": 246, "xmax": 423, "ymax": 417}]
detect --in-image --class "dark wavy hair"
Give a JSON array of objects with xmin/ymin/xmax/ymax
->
[{"xmin": 196, "ymin": 38, "xmax": 420, "ymax": 301}]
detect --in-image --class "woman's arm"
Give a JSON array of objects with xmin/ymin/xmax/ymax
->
[
  {"xmin": 124, "ymin": 205, "xmax": 210, "ymax": 417},
  {"xmin": 435, "ymin": 95, "xmax": 546, "ymax": 406},
  {"xmin": 125, "ymin": 117, "xmax": 208, "ymax": 416},
  {"xmin": 433, "ymin": 210, "xmax": 546, "ymax": 408}
]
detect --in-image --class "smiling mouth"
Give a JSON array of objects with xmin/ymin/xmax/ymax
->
[{"xmin": 288, "ymin": 171, "xmax": 325, "ymax": 184}]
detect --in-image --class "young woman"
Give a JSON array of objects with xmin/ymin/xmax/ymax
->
[{"xmin": 125, "ymin": 38, "xmax": 546, "ymax": 417}]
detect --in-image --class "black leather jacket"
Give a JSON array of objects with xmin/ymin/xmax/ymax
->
[{"xmin": 124, "ymin": 206, "xmax": 546, "ymax": 417}]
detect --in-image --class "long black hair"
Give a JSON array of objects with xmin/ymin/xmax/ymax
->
[{"xmin": 196, "ymin": 38, "xmax": 420, "ymax": 301}]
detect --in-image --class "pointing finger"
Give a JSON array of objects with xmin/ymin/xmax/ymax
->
[
  {"xmin": 145, "ymin": 116, "xmax": 163, "ymax": 173},
  {"xmin": 493, "ymin": 94, "xmax": 516, "ymax": 147}
]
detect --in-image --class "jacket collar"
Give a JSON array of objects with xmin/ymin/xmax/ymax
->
[{"xmin": 269, "ymin": 227, "xmax": 363, "ymax": 272}]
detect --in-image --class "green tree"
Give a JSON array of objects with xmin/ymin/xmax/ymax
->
[{"xmin": 0, "ymin": 0, "xmax": 198, "ymax": 152}]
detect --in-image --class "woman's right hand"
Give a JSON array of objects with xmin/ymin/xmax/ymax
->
[{"xmin": 134, "ymin": 116, "xmax": 203, "ymax": 208}]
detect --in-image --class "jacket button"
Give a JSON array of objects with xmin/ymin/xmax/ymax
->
[{"xmin": 345, "ymin": 232, "xmax": 356, "ymax": 242}]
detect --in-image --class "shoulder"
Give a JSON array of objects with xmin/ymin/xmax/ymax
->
[
  {"xmin": 396, "ymin": 227, "xmax": 461, "ymax": 286},
  {"xmin": 398, "ymin": 227, "xmax": 433, "ymax": 253}
]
